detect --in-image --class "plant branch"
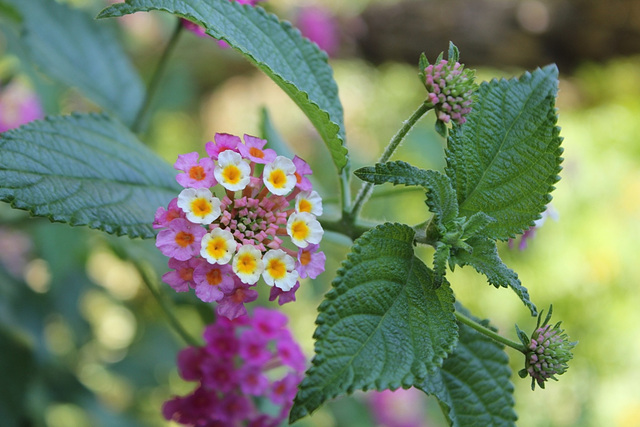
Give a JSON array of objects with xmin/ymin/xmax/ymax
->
[
  {"xmin": 454, "ymin": 310, "xmax": 526, "ymax": 353},
  {"xmin": 133, "ymin": 259, "xmax": 201, "ymax": 347},
  {"xmin": 132, "ymin": 19, "xmax": 183, "ymax": 133},
  {"xmin": 350, "ymin": 101, "xmax": 432, "ymax": 219}
]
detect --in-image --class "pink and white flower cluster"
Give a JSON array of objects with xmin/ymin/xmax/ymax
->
[
  {"xmin": 163, "ymin": 307, "xmax": 305, "ymax": 426},
  {"xmin": 154, "ymin": 133, "xmax": 326, "ymax": 319}
]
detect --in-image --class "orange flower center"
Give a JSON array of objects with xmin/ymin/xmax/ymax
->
[
  {"xmin": 188, "ymin": 165, "xmax": 206, "ymax": 181},
  {"xmin": 175, "ymin": 231, "xmax": 195, "ymax": 247},
  {"xmin": 249, "ymin": 147, "xmax": 265, "ymax": 158},
  {"xmin": 300, "ymin": 251, "xmax": 312, "ymax": 266},
  {"xmin": 206, "ymin": 269, "xmax": 222, "ymax": 286}
]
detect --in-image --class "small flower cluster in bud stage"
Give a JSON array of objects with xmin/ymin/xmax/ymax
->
[
  {"xmin": 517, "ymin": 306, "xmax": 577, "ymax": 389},
  {"xmin": 423, "ymin": 59, "xmax": 476, "ymax": 125},
  {"xmin": 154, "ymin": 133, "xmax": 326, "ymax": 319},
  {"xmin": 163, "ymin": 308, "xmax": 305, "ymax": 426}
]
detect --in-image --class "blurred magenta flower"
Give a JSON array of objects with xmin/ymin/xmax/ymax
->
[
  {"xmin": 0, "ymin": 79, "xmax": 43, "ymax": 133},
  {"xmin": 295, "ymin": 6, "xmax": 339, "ymax": 57},
  {"xmin": 509, "ymin": 204, "xmax": 558, "ymax": 250},
  {"xmin": 368, "ymin": 388, "xmax": 430, "ymax": 427},
  {"xmin": 163, "ymin": 307, "xmax": 306, "ymax": 426}
]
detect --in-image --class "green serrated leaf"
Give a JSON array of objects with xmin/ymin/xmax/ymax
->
[
  {"xmin": 354, "ymin": 161, "xmax": 458, "ymax": 227},
  {"xmin": 461, "ymin": 211, "xmax": 495, "ymax": 239},
  {"xmin": 433, "ymin": 242, "xmax": 450, "ymax": 288},
  {"xmin": 290, "ymin": 222, "xmax": 457, "ymax": 422},
  {"xmin": 0, "ymin": 113, "xmax": 180, "ymax": 238},
  {"xmin": 452, "ymin": 237, "xmax": 537, "ymax": 315},
  {"xmin": 98, "ymin": 0, "xmax": 348, "ymax": 172},
  {"xmin": 417, "ymin": 304, "xmax": 517, "ymax": 427},
  {"xmin": 5, "ymin": 0, "xmax": 144, "ymax": 127},
  {"xmin": 446, "ymin": 65, "xmax": 563, "ymax": 240}
]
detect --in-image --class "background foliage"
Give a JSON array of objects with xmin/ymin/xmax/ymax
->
[{"xmin": 1, "ymin": 0, "xmax": 639, "ymax": 426}]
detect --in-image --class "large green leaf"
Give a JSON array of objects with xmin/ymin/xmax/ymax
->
[
  {"xmin": 0, "ymin": 113, "xmax": 180, "ymax": 238},
  {"xmin": 452, "ymin": 237, "xmax": 536, "ymax": 315},
  {"xmin": 290, "ymin": 222, "xmax": 457, "ymax": 422},
  {"xmin": 355, "ymin": 161, "xmax": 458, "ymax": 228},
  {"xmin": 98, "ymin": 0, "xmax": 348, "ymax": 171},
  {"xmin": 417, "ymin": 305, "xmax": 517, "ymax": 427},
  {"xmin": 446, "ymin": 65, "xmax": 563, "ymax": 240},
  {"xmin": 4, "ymin": 0, "xmax": 144, "ymax": 126}
]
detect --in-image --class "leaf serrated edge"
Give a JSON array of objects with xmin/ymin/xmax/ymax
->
[
  {"xmin": 445, "ymin": 65, "xmax": 563, "ymax": 240},
  {"xmin": 0, "ymin": 113, "xmax": 178, "ymax": 239},
  {"xmin": 98, "ymin": 1, "xmax": 349, "ymax": 172}
]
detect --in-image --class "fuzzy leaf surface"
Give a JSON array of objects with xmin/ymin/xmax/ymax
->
[
  {"xmin": 417, "ymin": 305, "xmax": 517, "ymax": 427},
  {"xmin": 0, "ymin": 114, "xmax": 180, "ymax": 238},
  {"xmin": 452, "ymin": 237, "xmax": 536, "ymax": 315},
  {"xmin": 355, "ymin": 161, "xmax": 458, "ymax": 227},
  {"xmin": 99, "ymin": 0, "xmax": 348, "ymax": 171},
  {"xmin": 446, "ymin": 65, "xmax": 562, "ymax": 240},
  {"xmin": 290, "ymin": 223, "xmax": 457, "ymax": 422},
  {"xmin": 6, "ymin": 0, "xmax": 143, "ymax": 126}
]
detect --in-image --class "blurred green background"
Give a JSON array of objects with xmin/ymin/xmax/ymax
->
[{"xmin": 1, "ymin": 0, "xmax": 640, "ymax": 426}]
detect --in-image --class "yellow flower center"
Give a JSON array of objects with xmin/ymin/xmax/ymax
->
[
  {"xmin": 222, "ymin": 165, "xmax": 241, "ymax": 184},
  {"xmin": 206, "ymin": 237, "xmax": 228, "ymax": 259},
  {"xmin": 268, "ymin": 169, "xmax": 287, "ymax": 188},
  {"xmin": 267, "ymin": 258, "xmax": 287, "ymax": 280},
  {"xmin": 191, "ymin": 198, "xmax": 212, "ymax": 217},
  {"xmin": 291, "ymin": 221, "xmax": 309, "ymax": 240},
  {"xmin": 298, "ymin": 199, "xmax": 312, "ymax": 213},
  {"xmin": 236, "ymin": 253, "xmax": 257, "ymax": 274}
]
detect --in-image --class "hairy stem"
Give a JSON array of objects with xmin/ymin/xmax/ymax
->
[
  {"xmin": 454, "ymin": 310, "xmax": 526, "ymax": 353},
  {"xmin": 132, "ymin": 19, "xmax": 183, "ymax": 133},
  {"xmin": 133, "ymin": 260, "xmax": 201, "ymax": 347},
  {"xmin": 350, "ymin": 101, "xmax": 431, "ymax": 219}
]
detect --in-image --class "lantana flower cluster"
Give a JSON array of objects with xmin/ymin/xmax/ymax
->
[
  {"xmin": 154, "ymin": 133, "xmax": 326, "ymax": 319},
  {"xmin": 423, "ymin": 59, "xmax": 476, "ymax": 125},
  {"xmin": 163, "ymin": 307, "xmax": 305, "ymax": 426},
  {"xmin": 517, "ymin": 306, "xmax": 577, "ymax": 389}
]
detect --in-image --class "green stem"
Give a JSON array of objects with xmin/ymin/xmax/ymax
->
[
  {"xmin": 350, "ymin": 101, "xmax": 432, "ymax": 219},
  {"xmin": 339, "ymin": 167, "xmax": 352, "ymax": 218},
  {"xmin": 132, "ymin": 19, "xmax": 183, "ymax": 133},
  {"xmin": 134, "ymin": 260, "xmax": 201, "ymax": 347},
  {"xmin": 454, "ymin": 310, "xmax": 526, "ymax": 353}
]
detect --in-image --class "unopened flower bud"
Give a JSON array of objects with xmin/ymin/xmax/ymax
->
[
  {"xmin": 516, "ymin": 305, "xmax": 577, "ymax": 389},
  {"xmin": 421, "ymin": 47, "xmax": 477, "ymax": 126}
]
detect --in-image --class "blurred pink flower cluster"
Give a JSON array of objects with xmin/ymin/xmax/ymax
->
[
  {"xmin": 0, "ymin": 79, "xmax": 43, "ymax": 133},
  {"xmin": 154, "ymin": 133, "xmax": 325, "ymax": 319},
  {"xmin": 163, "ymin": 307, "xmax": 306, "ymax": 426}
]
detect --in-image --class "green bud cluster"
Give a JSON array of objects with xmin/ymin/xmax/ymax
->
[{"xmin": 516, "ymin": 306, "xmax": 577, "ymax": 389}]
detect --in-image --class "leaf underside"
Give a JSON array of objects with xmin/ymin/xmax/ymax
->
[
  {"xmin": 417, "ymin": 304, "xmax": 517, "ymax": 427},
  {"xmin": 5, "ymin": 0, "xmax": 144, "ymax": 126},
  {"xmin": 98, "ymin": 0, "xmax": 348, "ymax": 171},
  {"xmin": 0, "ymin": 113, "xmax": 180, "ymax": 239},
  {"xmin": 290, "ymin": 222, "xmax": 458, "ymax": 422},
  {"xmin": 446, "ymin": 65, "xmax": 563, "ymax": 241}
]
